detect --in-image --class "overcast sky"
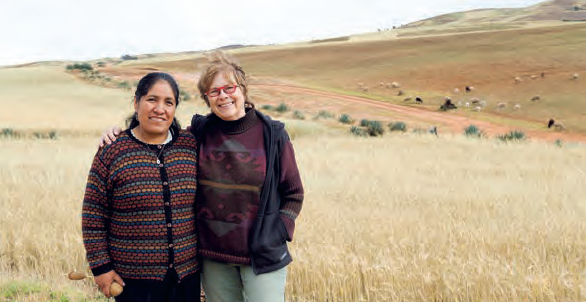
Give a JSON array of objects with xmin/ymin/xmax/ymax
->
[{"xmin": 0, "ymin": 0, "xmax": 544, "ymax": 66}]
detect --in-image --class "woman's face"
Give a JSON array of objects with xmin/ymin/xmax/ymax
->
[
  {"xmin": 134, "ymin": 80, "xmax": 176, "ymax": 139},
  {"xmin": 206, "ymin": 72, "xmax": 245, "ymax": 121}
]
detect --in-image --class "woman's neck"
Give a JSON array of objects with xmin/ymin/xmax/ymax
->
[{"xmin": 132, "ymin": 126, "xmax": 170, "ymax": 144}]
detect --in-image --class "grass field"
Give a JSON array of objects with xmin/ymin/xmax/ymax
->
[{"xmin": 1, "ymin": 133, "xmax": 585, "ymax": 301}]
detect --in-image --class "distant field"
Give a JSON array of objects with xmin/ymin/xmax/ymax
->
[
  {"xmin": 0, "ymin": 66, "xmax": 206, "ymax": 134},
  {"xmin": 135, "ymin": 22, "xmax": 586, "ymax": 133}
]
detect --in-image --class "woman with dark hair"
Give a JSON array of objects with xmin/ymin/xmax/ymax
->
[{"xmin": 83, "ymin": 72, "xmax": 200, "ymax": 302}]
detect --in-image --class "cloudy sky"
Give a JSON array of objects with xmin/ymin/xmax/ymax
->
[{"xmin": 0, "ymin": 0, "xmax": 544, "ymax": 66}]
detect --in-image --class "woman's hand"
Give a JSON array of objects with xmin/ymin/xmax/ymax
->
[
  {"xmin": 94, "ymin": 270, "xmax": 125, "ymax": 297},
  {"xmin": 98, "ymin": 127, "xmax": 122, "ymax": 148}
]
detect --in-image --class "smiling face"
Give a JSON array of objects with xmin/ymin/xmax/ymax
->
[
  {"xmin": 206, "ymin": 72, "xmax": 246, "ymax": 121},
  {"xmin": 133, "ymin": 80, "xmax": 177, "ymax": 143}
]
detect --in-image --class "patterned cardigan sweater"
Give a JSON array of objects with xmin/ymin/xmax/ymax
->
[{"xmin": 82, "ymin": 128, "xmax": 199, "ymax": 281}]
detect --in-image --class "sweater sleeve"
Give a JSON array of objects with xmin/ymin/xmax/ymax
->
[
  {"xmin": 81, "ymin": 152, "xmax": 115, "ymax": 276},
  {"xmin": 278, "ymin": 136, "xmax": 304, "ymax": 242}
]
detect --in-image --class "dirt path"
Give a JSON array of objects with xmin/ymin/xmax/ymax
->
[{"xmin": 251, "ymin": 83, "xmax": 586, "ymax": 142}]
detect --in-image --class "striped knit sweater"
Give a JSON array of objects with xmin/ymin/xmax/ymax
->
[{"xmin": 82, "ymin": 128, "xmax": 199, "ymax": 281}]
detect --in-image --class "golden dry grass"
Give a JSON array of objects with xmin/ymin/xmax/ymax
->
[{"xmin": 1, "ymin": 133, "xmax": 585, "ymax": 301}]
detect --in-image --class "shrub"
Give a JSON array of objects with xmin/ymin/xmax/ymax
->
[
  {"xmin": 180, "ymin": 91, "xmax": 191, "ymax": 101},
  {"xmin": 360, "ymin": 119, "xmax": 370, "ymax": 127},
  {"xmin": 464, "ymin": 124, "xmax": 484, "ymax": 138},
  {"xmin": 350, "ymin": 126, "xmax": 367, "ymax": 137},
  {"xmin": 338, "ymin": 114, "xmax": 352, "ymax": 124},
  {"xmin": 65, "ymin": 63, "xmax": 93, "ymax": 72},
  {"xmin": 293, "ymin": 110, "xmax": 305, "ymax": 120},
  {"xmin": 497, "ymin": 130, "xmax": 526, "ymax": 142},
  {"xmin": 1, "ymin": 128, "xmax": 17, "ymax": 138},
  {"xmin": 365, "ymin": 120, "xmax": 384, "ymax": 137},
  {"xmin": 389, "ymin": 121, "xmax": 407, "ymax": 132},
  {"xmin": 314, "ymin": 110, "xmax": 334, "ymax": 120},
  {"xmin": 96, "ymin": 61, "xmax": 106, "ymax": 67},
  {"xmin": 275, "ymin": 103, "xmax": 289, "ymax": 113},
  {"xmin": 121, "ymin": 54, "xmax": 138, "ymax": 60},
  {"xmin": 117, "ymin": 81, "xmax": 131, "ymax": 90},
  {"xmin": 554, "ymin": 139, "xmax": 564, "ymax": 148},
  {"xmin": 260, "ymin": 104, "xmax": 273, "ymax": 111}
]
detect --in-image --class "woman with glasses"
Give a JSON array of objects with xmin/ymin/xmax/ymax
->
[
  {"xmin": 100, "ymin": 52, "xmax": 304, "ymax": 302},
  {"xmin": 191, "ymin": 51, "xmax": 304, "ymax": 302}
]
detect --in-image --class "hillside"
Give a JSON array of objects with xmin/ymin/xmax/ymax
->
[{"xmin": 400, "ymin": 0, "xmax": 586, "ymax": 36}]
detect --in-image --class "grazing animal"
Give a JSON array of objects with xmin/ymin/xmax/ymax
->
[
  {"xmin": 514, "ymin": 104, "xmax": 521, "ymax": 110},
  {"xmin": 397, "ymin": 90, "xmax": 404, "ymax": 96},
  {"xmin": 380, "ymin": 82, "xmax": 385, "ymax": 87},
  {"xmin": 472, "ymin": 106, "xmax": 482, "ymax": 112},
  {"xmin": 572, "ymin": 73, "xmax": 579, "ymax": 80},
  {"xmin": 470, "ymin": 97, "xmax": 480, "ymax": 105},
  {"xmin": 514, "ymin": 76, "xmax": 522, "ymax": 83},
  {"xmin": 548, "ymin": 119, "xmax": 555, "ymax": 128},
  {"xmin": 541, "ymin": 72, "xmax": 545, "ymax": 78},
  {"xmin": 415, "ymin": 97, "xmax": 423, "ymax": 104},
  {"xmin": 454, "ymin": 88, "xmax": 460, "ymax": 94},
  {"xmin": 440, "ymin": 98, "xmax": 457, "ymax": 111},
  {"xmin": 465, "ymin": 86, "xmax": 474, "ymax": 92},
  {"xmin": 361, "ymin": 86, "xmax": 369, "ymax": 93},
  {"xmin": 496, "ymin": 102, "xmax": 507, "ymax": 110},
  {"xmin": 391, "ymin": 82, "xmax": 400, "ymax": 88},
  {"xmin": 403, "ymin": 96, "xmax": 412, "ymax": 102},
  {"xmin": 479, "ymin": 100, "xmax": 486, "ymax": 107},
  {"xmin": 465, "ymin": 102, "xmax": 470, "ymax": 107},
  {"xmin": 531, "ymin": 75, "xmax": 538, "ymax": 79},
  {"xmin": 531, "ymin": 95, "xmax": 540, "ymax": 101}
]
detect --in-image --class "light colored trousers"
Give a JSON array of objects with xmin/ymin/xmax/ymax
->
[{"xmin": 202, "ymin": 257, "xmax": 287, "ymax": 302}]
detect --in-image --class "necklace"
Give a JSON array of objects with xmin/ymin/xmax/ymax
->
[{"xmin": 131, "ymin": 128, "xmax": 172, "ymax": 164}]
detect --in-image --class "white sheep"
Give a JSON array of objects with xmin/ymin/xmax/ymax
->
[
  {"xmin": 472, "ymin": 106, "xmax": 482, "ymax": 112},
  {"xmin": 553, "ymin": 122, "xmax": 566, "ymax": 131},
  {"xmin": 465, "ymin": 102, "xmax": 470, "ymax": 107},
  {"xmin": 531, "ymin": 75, "xmax": 538, "ymax": 79},
  {"xmin": 514, "ymin": 76, "xmax": 523, "ymax": 83},
  {"xmin": 572, "ymin": 73, "xmax": 579, "ymax": 80},
  {"xmin": 514, "ymin": 104, "xmax": 521, "ymax": 110},
  {"xmin": 479, "ymin": 100, "xmax": 486, "ymax": 107},
  {"xmin": 454, "ymin": 88, "xmax": 460, "ymax": 94},
  {"xmin": 391, "ymin": 82, "xmax": 400, "ymax": 88},
  {"xmin": 496, "ymin": 102, "xmax": 507, "ymax": 110}
]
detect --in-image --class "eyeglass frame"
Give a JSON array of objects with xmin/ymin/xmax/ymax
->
[{"xmin": 205, "ymin": 84, "xmax": 240, "ymax": 97}]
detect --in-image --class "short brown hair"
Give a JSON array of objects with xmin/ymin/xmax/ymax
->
[{"xmin": 197, "ymin": 51, "xmax": 254, "ymax": 108}]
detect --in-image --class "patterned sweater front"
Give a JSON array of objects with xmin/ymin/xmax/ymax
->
[{"xmin": 82, "ymin": 129, "xmax": 199, "ymax": 281}]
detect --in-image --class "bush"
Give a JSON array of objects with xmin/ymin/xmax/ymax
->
[
  {"xmin": 338, "ymin": 114, "xmax": 352, "ymax": 124},
  {"xmin": 96, "ymin": 61, "xmax": 106, "ymax": 67},
  {"xmin": 366, "ymin": 120, "xmax": 384, "ymax": 136},
  {"xmin": 293, "ymin": 110, "xmax": 305, "ymax": 120},
  {"xmin": 497, "ymin": 130, "xmax": 526, "ymax": 142},
  {"xmin": 554, "ymin": 139, "xmax": 563, "ymax": 148},
  {"xmin": 260, "ymin": 104, "xmax": 274, "ymax": 111},
  {"xmin": 389, "ymin": 121, "xmax": 407, "ymax": 132},
  {"xmin": 117, "ymin": 81, "xmax": 131, "ymax": 90},
  {"xmin": 360, "ymin": 119, "xmax": 370, "ymax": 127},
  {"xmin": 65, "ymin": 63, "xmax": 93, "ymax": 72},
  {"xmin": 350, "ymin": 126, "xmax": 367, "ymax": 137},
  {"xmin": 121, "ymin": 54, "xmax": 138, "ymax": 60},
  {"xmin": 275, "ymin": 103, "xmax": 289, "ymax": 113},
  {"xmin": 315, "ymin": 110, "xmax": 334, "ymax": 120},
  {"xmin": 464, "ymin": 124, "xmax": 484, "ymax": 138},
  {"xmin": 1, "ymin": 128, "xmax": 20, "ymax": 138},
  {"xmin": 180, "ymin": 91, "xmax": 191, "ymax": 101}
]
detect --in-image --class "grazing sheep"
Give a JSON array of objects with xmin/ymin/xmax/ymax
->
[
  {"xmin": 361, "ymin": 86, "xmax": 369, "ymax": 93},
  {"xmin": 454, "ymin": 88, "xmax": 460, "ymax": 94},
  {"xmin": 465, "ymin": 86, "xmax": 474, "ymax": 92},
  {"xmin": 385, "ymin": 82, "xmax": 392, "ymax": 88},
  {"xmin": 397, "ymin": 90, "xmax": 404, "ymax": 96},
  {"xmin": 457, "ymin": 100, "xmax": 462, "ymax": 106},
  {"xmin": 547, "ymin": 119, "xmax": 555, "ymax": 128},
  {"xmin": 479, "ymin": 100, "xmax": 486, "ymax": 107},
  {"xmin": 531, "ymin": 75, "xmax": 538, "ymax": 79},
  {"xmin": 439, "ymin": 98, "xmax": 457, "ymax": 111},
  {"xmin": 380, "ymin": 82, "xmax": 385, "ymax": 87},
  {"xmin": 470, "ymin": 97, "xmax": 480, "ymax": 105},
  {"xmin": 472, "ymin": 106, "xmax": 482, "ymax": 112},
  {"xmin": 415, "ymin": 97, "xmax": 423, "ymax": 104},
  {"xmin": 547, "ymin": 119, "xmax": 566, "ymax": 131},
  {"xmin": 541, "ymin": 72, "xmax": 545, "ymax": 78},
  {"xmin": 514, "ymin": 76, "xmax": 523, "ymax": 83},
  {"xmin": 465, "ymin": 102, "xmax": 470, "ymax": 107},
  {"xmin": 391, "ymin": 82, "xmax": 400, "ymax": 88},
  {"xmin": 531, "ymin": 95, "xmax": 540, "ymax": 101},
  {"xmin": 403, "ymin": 96, "xmax": 412, "ymax": 102},
  {"xmin": 572, "ymin": 73, "xmax": 579, "ymax": 80},
  {"xmin": 496, "ymin": 102, "xmax": 507, "ymax": 110},
  {"xmin": 514, "ymin": 104, "xmax": 521, "ymax": 110}
]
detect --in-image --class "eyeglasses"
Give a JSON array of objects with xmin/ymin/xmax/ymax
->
[{"xmin": 205, "ymin": 85, "xmax": 239, "ymax": 97}]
